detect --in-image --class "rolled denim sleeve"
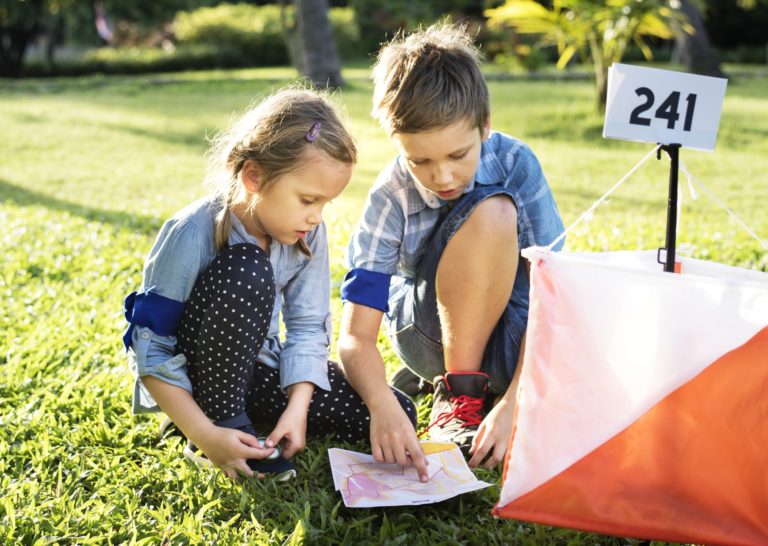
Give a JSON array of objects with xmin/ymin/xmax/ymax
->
[
  {"xmin": 128, "ymin": 326, "xmax": 192, "ymax": 413},
  {"xmin": 278, "ymin": 223, "xmax": 332, "ymax": 392},
  {"xmin": 124, "ymin": 215, "xmax": 211, "ymax": 412}
]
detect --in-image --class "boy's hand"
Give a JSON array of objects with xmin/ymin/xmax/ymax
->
[
  {"xmin": 467, "ymin": 397, "xmax": 515, "ymax": 469},
  {"xmin": 196, "ymin": 425, "xmax": 277, "ymax": 480},
  {"xmin": 266, "ymin": 403, "xmax": 308, "ymax": 459},
  {"xmin": 369, "ymin": 398, "xmax": 429, "ymax": 482}
]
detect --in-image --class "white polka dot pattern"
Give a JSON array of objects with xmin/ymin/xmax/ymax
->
[{"xmin": 176, "ymin": 244, "xmax": 417, "ymax": 443}]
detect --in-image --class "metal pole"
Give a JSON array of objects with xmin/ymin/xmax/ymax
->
[{"xmin": 660, "ymin": 143, "xmax": 681, "ymax": 273}]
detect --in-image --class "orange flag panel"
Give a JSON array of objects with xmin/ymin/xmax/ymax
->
[{"xmin": 495, "ymin": 326, "xmax": 768, "ymax": 546}]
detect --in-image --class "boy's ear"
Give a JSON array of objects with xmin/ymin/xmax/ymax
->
[
  {"xmin": 481, "ymin": 117, "xmax": 491, "ymax": 140},
  {"xmin": 241, "ymin": 160, "xmax": 264, "ymax": 193}
]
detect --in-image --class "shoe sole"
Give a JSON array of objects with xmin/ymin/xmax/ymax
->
[
  {"xmin": 159, "ymin": 416, "xmax": 185, "ymax": 439},
  {"xmin": 182, "ymin": 445, "xmax": 297, "ymax": 482},
  {"xmin": 391, "ymin": 366, "xmax": 432, "ymax": 397}
]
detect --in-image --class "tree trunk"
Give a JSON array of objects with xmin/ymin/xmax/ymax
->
[
  {"xmin": 291, "ymin": 0, "xmax": 344, "ymax": 88},
  {"xmin": 589, "ymin": 36, "xmax": 608, "ymax": 112},
  {"xmin": 594, "ymin": 63, "xmax": 610, "ymax": 113},
  {"xmin": 0, "ymin": 26, "xmax": 35, "ymax": 78},
  {"xmin": 43, "ymin": 15, "xmax": 62, "ymax": 70},
  {"xmin": 673, "ymin": 0, "xmax": 725, "ymax": 78}
]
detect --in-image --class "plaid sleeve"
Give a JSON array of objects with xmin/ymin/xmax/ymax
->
[
  {"xmin": 344, "ymin": 173, "xmax": 406, "ymax": 311},
  {"xmin": 506, "ymin": 144, "xmax": 565, "ymax": 250}
]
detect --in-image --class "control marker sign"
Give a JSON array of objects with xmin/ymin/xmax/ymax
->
[{"xmin": 603, "ymin": 63, "xmax": 727, "ymax": 151}]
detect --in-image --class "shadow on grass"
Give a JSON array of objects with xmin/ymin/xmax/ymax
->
[
  {"xmin": 0, "ymin": 178, "xmax": 162, "ymax": 235},
  {"xmin": 7, "ymin": 108, "xmax": 209, "ymax": 149},
  {"xmin": 0, "ymin": 72, "xmax": 299, "ymax": 96},
  {"xmin": 103, "ymin": 120, "xmax": 208, "ymax": 148}
]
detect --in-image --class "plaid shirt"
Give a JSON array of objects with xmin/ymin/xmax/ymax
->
[{"xmin": 342, "ymin": 131, "xmax": 564, "ymax": 312}]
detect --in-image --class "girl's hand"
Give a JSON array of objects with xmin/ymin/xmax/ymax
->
[
  {"xmin": 265, "ymin": 382, "xmax": 313, "ymax": 458},
  {"xmin": 139, "ymin": 377, "xmax": 275, "ymax": 480},
  {"xmin": 196, "ymin": 425, "xmax": 277, "ymax": 480},
  {"xmin": 266, "ymin": 403, "xmax": 308, "ymax": 459}
]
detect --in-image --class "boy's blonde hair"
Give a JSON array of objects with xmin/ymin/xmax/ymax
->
[
  {"xmin": 207, "ymin": 88, "xmax": 357, "ymax": 254},
  {"xmin": 371, "ymin": 23, "xmax": 489, "ymax": 135}
]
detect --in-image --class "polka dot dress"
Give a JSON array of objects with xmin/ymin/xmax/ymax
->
[
  {"xmin": 176, "ymin": 243, "xmax": 417, "ymax": 443},
  {"xmin": 177, "ymin": 243, "xmax": 275, "ymax": 421},
  {"xmin": 245, "ymin": 360, "xmax": 417, "ymax": 444}
]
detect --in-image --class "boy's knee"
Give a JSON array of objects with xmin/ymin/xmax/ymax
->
[{"xmin": 463, "ymin": 195, "xmax": 518, "ymax": 236}]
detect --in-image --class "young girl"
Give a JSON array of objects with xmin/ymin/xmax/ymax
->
[{"xmin": 123, "ymin": 89, "xmax": 417, "ymax": 481}]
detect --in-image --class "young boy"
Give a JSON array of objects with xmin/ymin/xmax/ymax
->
[{"xmin": 338, "ymin": 23, "xmax": 564, "ymax": 481}]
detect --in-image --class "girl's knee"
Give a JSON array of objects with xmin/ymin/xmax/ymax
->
[
  {"xmin": 206, "ymin": 243, "xmax": 275, "ymax": 298},
  {"xmin": 216, "ymin": 243, "xmax": 272, "ymax": 272}
]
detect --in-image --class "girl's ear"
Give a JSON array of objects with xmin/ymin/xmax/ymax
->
[{"xmin": 241, "ymin": 160, "xmax": 264, "ymax": 193}]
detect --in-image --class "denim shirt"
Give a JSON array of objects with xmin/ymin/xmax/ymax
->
[
  {"xmin": 343, "ymin": 131, "xmax": 565, "ymax": 313},
  {"xmin": 126, "ymin": 195, "xmax": 332, "ymax": 414}
]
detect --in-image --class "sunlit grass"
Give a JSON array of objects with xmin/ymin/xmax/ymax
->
[{"xmin": 1, "ymin": 65, "xmax": 766, "ymax": 544}]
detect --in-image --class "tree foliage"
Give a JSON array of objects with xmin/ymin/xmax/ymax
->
[
  {"xmin": 349, "ymin": 0, "xmax": 485, "ymax": 54},
  {"xmin": 486, "ymin": 0, "xmax": 690, "ymax": 109},
  {"xmin": 0, "ymin": 0, "xmax": 208, "ymax": 77}
]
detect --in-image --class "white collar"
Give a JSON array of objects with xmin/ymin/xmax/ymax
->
[{"xmin": 413, "ymin": 178, "xmax": 477, "ymax": 210}]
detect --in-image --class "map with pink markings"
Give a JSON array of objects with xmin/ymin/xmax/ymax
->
[{"xmin": 329, "ymin": 442, "xmax": 491, "ymax": 508}]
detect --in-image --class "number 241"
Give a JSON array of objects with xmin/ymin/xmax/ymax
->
[{"xmin": 629, "ymin": 87, "xmax": 697, "ymax": 131}]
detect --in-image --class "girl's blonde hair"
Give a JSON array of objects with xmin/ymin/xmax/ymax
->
[{"xmin": 207, "ymin": 88, "xmax": 357, "ymax": 254}]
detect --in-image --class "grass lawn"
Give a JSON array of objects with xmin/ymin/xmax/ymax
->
[{"xmin": 1, "ymin": 65, "xmax": 766, "ymax": 544}]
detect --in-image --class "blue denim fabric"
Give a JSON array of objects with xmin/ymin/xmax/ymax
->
[
  {"xmin": 126, "ymin": 195, "xmax": 333, "ymax": 414},
  {"xmin": 345, "ymin": 132, "xmax": 565, "ymax": 287},
  {"xmin": 385, "ymin": 186, "xmax": 530, "ymax": 394}
]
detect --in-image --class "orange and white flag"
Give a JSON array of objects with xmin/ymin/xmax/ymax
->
[{"xmin": 494, "ymin": 248, "xmax": 768, "ymax": 546}]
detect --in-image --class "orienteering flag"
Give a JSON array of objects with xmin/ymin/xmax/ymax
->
[{"xmin": 494, "ymin": 248, "xmax": 768, "ymax": 546}]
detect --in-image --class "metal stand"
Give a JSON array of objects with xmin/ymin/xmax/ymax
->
[{"xmin": 657, "ymin": 143, "xmax": 681, "ymax": 273}]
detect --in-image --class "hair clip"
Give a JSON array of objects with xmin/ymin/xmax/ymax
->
[{"xmin": 306, "ymin": 121, "xmax": 322, "ymax": 142}]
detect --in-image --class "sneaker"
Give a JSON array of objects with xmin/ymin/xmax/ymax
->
[
  {"xmin": 159, "ymin": 416, "xmax": 185, "ymax": 440},
  {"xmin": 390, "ymin": 366, "xmax": 433, "ymax": 397},
  {"xmin": 182, "ymin": 413, "xmax": 297, "ymax": 481},
  {"xmin": 425, "ymin": 372, "xmax": 489, "ymax": 456}
]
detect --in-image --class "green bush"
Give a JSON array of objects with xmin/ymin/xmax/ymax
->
[
  {"xmin": 492, "ymin": 46, "xmax": 549, "ymax": 73},
  {"xmin": 327, "ymin": 6, "xmax": 362, "ymax": 60},
  {"xmin": 81, "ymin": 44, "xmax": 255, "ymax": 73},
  {"xmin": 21, "ymin": 4, "xmax": 361, "ymax": 77},
  {"xmin": 174, "ymin": 3, "xmax": 362, "ymax": 66},
  {"xmin": 350, "ymin": 0, "xmax": 433, "ymax": 54},
  {"xmin": 20, "ymin": 45, "xmax": 252, "ymax": 77},
  {"xmin": 717, "ymin": 45, "xmax": 768, "ymax": 64},
  {"xmin": 174, "ymin": 3, "xmax": 290, "ymax": 67},
  {"xmin": 348, "ymin": 0, "xmax": 484, "ymax": 54}
]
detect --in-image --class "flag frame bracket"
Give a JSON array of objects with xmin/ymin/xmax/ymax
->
[{"xmin": 656, "ymin": 142, "xmax": 682, "ymax": 273}]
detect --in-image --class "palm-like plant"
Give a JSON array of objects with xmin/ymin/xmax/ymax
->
[{"xmin": 486, "ymin": 0, "xmax": 691, "ymax": 110}]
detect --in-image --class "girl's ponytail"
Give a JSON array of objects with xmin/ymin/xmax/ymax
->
[{"xmin": 214, "ymin": 190, "xmax": 235, "ymax": 251}]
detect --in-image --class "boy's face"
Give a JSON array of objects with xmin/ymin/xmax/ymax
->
[{"xmin": 392, "ymin": 117, "xmax": 489, "ymax": 201}]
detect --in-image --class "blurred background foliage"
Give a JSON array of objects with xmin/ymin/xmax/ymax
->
[{"xmin": 1, "ymin": 0, "xmax": 766, "ymax": 79}]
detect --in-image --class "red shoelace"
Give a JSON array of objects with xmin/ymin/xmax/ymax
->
[{"xmin": 419, "ymin": 394, "xmax": 484, "ymax": 438}]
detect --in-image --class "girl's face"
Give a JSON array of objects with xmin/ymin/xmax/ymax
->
[{"xmin": 244, "ymin": 148, "xmax": 353, "ymax": 246}]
